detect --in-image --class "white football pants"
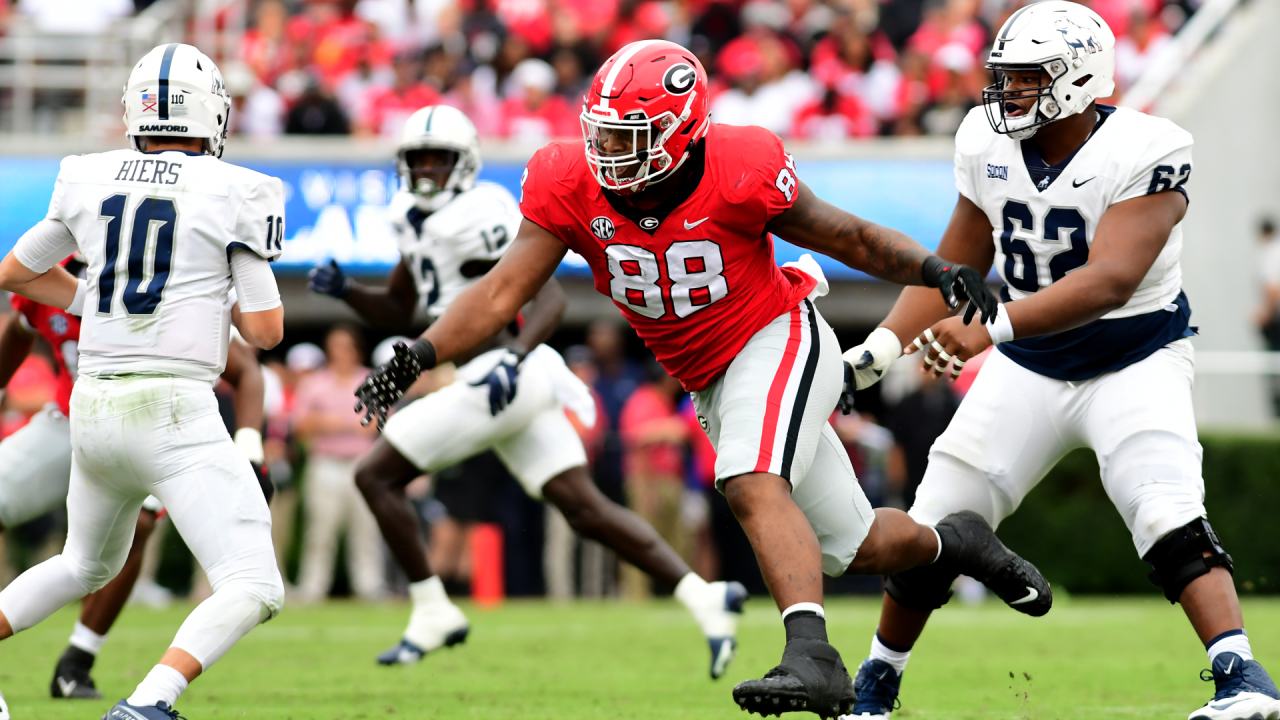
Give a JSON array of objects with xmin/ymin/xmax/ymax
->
[{"xmin": 0, "ymin": 375, "xmax": 283, "ymax": 670}]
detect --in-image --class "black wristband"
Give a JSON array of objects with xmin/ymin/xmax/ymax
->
[
  {"xmin": 921, "ymin": 255, "xmax": 946, "ymax": 288},
  {"xmin": 408, "ymin": 338, "xmax": 437, "ymax": 371}
]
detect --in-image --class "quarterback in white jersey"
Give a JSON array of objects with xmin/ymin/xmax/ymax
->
[
  {"xmin": 841, "ymin": 3, "xmax": 1280, "ymax": 720},
  {"xmin": 308, "ymin": 105, "xmax": 747, "ymax": 679},
  {"xmin": 0, "ymin": 44, "xmax": 285, "ymax": 720}
]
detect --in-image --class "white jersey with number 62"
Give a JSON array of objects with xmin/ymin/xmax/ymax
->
[{"xmin": 44, "ymin": 148, "xmax": 283, "ymax": 383}]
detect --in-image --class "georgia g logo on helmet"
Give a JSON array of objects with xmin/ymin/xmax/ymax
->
[{"xmin": 662, "ymin": 63, "xmax": 697, "ymax": 95}]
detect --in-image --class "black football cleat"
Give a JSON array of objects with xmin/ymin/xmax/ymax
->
[
  {"xmin": 935, "ymin": 510, "xmax": 1052, "ymax": 617},
  {"xmin": 51, "ymin": 645, "xmax": 102, "ymax": 699},
  {"xmin": 732, "ymin": 637, "xmax": 855, "ymax": 718}
]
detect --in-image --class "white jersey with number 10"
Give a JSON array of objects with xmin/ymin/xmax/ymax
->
[{"xmin": 45, "ymin": 148, "xmax": 283, "ymax": 383}]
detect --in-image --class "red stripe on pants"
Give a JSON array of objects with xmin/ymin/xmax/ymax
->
[{"xmin": 754, "ymin": 304, "xmax": 804, "ymax": 473}]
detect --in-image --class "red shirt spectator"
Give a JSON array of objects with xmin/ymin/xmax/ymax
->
[
  {"xmin": 360, "ymin": 56, "xmax": 442, "ymax": 138},
  {"xmin": 500, "ymin": 58, "xmax": 578, "ymax": 140},
  {"xmin": 793, "ymin": 89, "xmax": 877, "ymax": 139},
  {"xmin": 619, "ymin": 379, "xmax": 687, "ymax": 481}
]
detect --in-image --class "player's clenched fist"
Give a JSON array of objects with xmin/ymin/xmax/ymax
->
[{"xmin": 906, "ymin": 315, "xmax": 994, "ymax": 380}]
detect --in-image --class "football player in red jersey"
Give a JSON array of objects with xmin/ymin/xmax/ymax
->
[
  {"xmin": 354, "ymin": 40, "xmax": 1052, "ymax": 718},
  {"xmin": 0, "ymin": 260, "xmax": 270, "ymax": 701}
]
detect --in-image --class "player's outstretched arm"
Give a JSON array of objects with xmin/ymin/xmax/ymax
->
[
  {"xmin": 878, "ymin": 194, "xmax": 996, "ymax": 343},
  {"xmin": 310, "ymin": 257, "xmax": 420, "ymax": 330},
  {"xmin": 0, "ymin": 313, "xmax": 36, "ymax": 389},
  {"xmin": 354, "ymin": 219, "xmax": 567, "ymax": 429},
  {"xmin": 422, "ymin": 219, "xmax": 567, "ymax": 363},
  {"xmin": 1004, "ymin": 191, "xmax": 1186, "ymax": 338},
  {"xmin": 767, "ymin": 180, "xmax": 934, "ymax": 286},
  {"xmin": 509, "ymin": 277, "xmax": 567, "ymax": 355}
]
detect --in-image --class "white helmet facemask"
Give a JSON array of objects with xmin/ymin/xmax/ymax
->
[
  {"xmin": 122, "ymin": 43, "xmax": 231, "ymax": 157},
  {"xmin": 396, "ymin": 105, "xmax": 482, "ymax": 213},
  {"xmin": 982, "ymin": 1, "xmax": 1116, "ymax": 140}
]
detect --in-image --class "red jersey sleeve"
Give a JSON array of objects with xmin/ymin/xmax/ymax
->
[
  {"xmin": 518, "ymin": 141, "xmax": 581, "ymax": 242},
  {"xmin": 722, "ymin": 127, "xmax": 800, "ymax": 237},
  {"xmin": 9, "ymin": 293, "xmax": 34, "ymax": 320}
]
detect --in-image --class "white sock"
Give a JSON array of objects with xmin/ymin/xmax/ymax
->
[
  {"xmin": 127, "ymin": 664, "xmax": 188, "ymax": 708},
  {"xmin": 1207, "ymin": 629, "xmax": 1253, "ymax": 664},
  {"xmin": 69, "ymin": 621, "xmax": 107, "ymax": 656},
  {"xmin": 674, "ymin": 572, "xmax": 709, "ymax": 608},
  {"xmin": 869, "ymin": 632, "xmax": 911, "ymax": 675},
  {"xmin": 781, "ymin": 602, "xmax": 825, "ymax": 620},
  {"xmin": 409, "ymin": 576, "xmax": 450, "ymax": 608}
]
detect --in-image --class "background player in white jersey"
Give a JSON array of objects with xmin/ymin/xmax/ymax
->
[
  {"xmin": 308, "ymin": 104, "xmax": 748, "ymax": 679},
  {"xmin": 0, "ymin": 43, "xmax": 286, "ymax": 720},
  {"xmin": 840, "ymin": 4, "xmax": 1280, "ymax": 720}
]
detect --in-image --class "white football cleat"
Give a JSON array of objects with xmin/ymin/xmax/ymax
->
[
  {"xmin": 683, "ymin": 580, "xmax": 748, "ymax": 679},
  {"xmin": 1189, "ymin": 653, "xmax": 1280, "ymax": 720},
  {"xmin": 377, "ymin": 600, "xmax": 470, "ymax": 666}
]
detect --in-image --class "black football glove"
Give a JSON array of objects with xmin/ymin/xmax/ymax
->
[
  {"xmin": 250, "ymin": 460, "xmax": 274, "ymax": 505},
  {"xmin": 355, "ymin": 339, "xmax": 437, "ymax": 431},
  {"xmin": 469, "ymin": 346, "xmax": 526, "ymax": 416},
  {"xmin": 923, "ymin": 256, "xmax": 998, "ymax": 325},
  {"xmin": 308, "ymin": 259, "xmax": 352, "ymax": 298}
]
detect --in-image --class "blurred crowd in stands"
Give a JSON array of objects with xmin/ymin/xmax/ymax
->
[{"xmin": 3, "ymin": 0, "xmax": 1193, "ymax": 141}]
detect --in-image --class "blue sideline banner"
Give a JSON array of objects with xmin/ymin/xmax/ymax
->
[{"xmin": 0, "ymin": 156, "xmax": 956, "ymax": 279}]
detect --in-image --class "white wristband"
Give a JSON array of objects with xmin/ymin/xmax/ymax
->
[
  {"xmin": 65, "ymin": 279, "xmax": 87, "ymax": 317},
  {"xmin": 234, "ymin": 427, "xmax": 265, "ymax": 464},
  {"xmin": 985, "ymin": 303, "xmax": 1015, "ymax": 345}
]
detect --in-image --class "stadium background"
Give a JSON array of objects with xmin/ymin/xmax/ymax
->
[{"xmin": 0, "ymin": 0, "xmax": 1275, "ymax": 638}]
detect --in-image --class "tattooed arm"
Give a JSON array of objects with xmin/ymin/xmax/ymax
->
[{"xmin": 765, "ymin": 179, "xmax": 934, "ymax": 285}]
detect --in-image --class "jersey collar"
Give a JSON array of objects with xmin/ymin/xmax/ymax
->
[
  {"xmin": 142, "ymin": 149, "xmax": 205, "ymax": 156},
  {"xmin": 1021, "ymin": 104, "xmax": 1115, "ymax": 193},
  {"xmin": 602, "ymin": 139, "xmax": 707, "ymax": 236}
]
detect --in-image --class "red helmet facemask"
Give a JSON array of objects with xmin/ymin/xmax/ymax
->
[{"xmin": 580, "ymin": 40, "xmax": 711, "ymax": 194}]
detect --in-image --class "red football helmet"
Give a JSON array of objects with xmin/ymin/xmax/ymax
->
[{"xmin": 580, "ymin": 40, "xmax": 711, "ymax": 194}]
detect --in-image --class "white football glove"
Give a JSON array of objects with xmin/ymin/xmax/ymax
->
[{"xmin": 838, "ymin": 327, "xmax": 902, "ymax": 414}]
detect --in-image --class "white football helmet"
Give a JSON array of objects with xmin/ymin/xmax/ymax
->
[
  {"xmin": 983, "ymin": 1, "xmax": 1116, "ymax": 140},
  {"xmin": 396, "ymin": 105, "xmax": 482, "ymax": 212},
  {"xmin": 123, "ymin": 43, "xmax": 232, "ymax": 157}
]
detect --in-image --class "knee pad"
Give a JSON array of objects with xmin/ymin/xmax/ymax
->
[
  {"xmin": 1142, "ymin": 518, "xmax": 1232, "ymax": 604},
  {"xmin": 885, "ymin": 562, "xmax": 960, "ymax": 612}
]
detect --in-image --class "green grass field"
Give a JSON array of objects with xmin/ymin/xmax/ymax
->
[{"xmin": 3, "ymin": 596, "xmax": 1278, "ymax": 719}]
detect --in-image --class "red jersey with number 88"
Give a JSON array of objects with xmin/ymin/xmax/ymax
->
[{"xmin": 521, "ymin": 124, "xmax": 817, "ymax": 391}]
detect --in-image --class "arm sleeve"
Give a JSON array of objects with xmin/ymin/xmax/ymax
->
[
  {"xmin": 231, "ymin": 176, "xmax": 286, "ymax": 261},
  {"xmin": 230, "ymin": 248, "xmax": 281, "ymax": 312},
  {"xmin": 13, "ymin": 219, "xmax": 78, "ymax": 274},
  {"xmin": 518, "ymin": 147, "xmax": 559, "ymax": 235},
  {"xmin": 1115, "ymin": 126, "xmax": 1194, "ymax": 204},
  {"xmin": 747, "ymin": 130, "xmax": 800, "ymax": 233}
]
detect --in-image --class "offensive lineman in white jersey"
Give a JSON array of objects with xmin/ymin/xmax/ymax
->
[
  {"xmin": 0, "ymin": 43, "xmax": 285, "ymax": 720},
  {"xmin": 840, "ymin": 3, "xmax": 1280, "ymax": 720},
  {"xmin": 308, "ymin": 105, "xmax": 747, "ymax": 678}
]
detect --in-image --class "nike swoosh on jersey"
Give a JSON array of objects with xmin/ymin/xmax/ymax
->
[
  {"xmin": 1072, "ymin": 177, "xmax": 1096, "ymax": 187},
  {"xmin": 1010, "ymin": 587, "xmax": 1039, "ymax": 604},
  {"xmin": 684, "ymin": 217, "xmax": 709, "ymax": 229}
]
